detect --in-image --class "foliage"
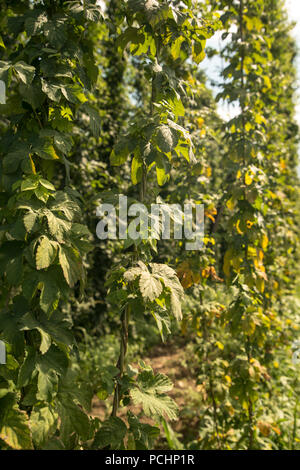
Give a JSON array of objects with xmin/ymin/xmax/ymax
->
[{"xmin": 0, "ymin": 0, "xmax": 299, "ymax": 451}]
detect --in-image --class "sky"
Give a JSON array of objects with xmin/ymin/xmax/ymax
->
[
  {"xmin": 286, "ymin": 0, "xmax": 300, "ymax": 125},
  {"xmin": 202, "ymin": 0, "xmax": 300, "ymax": 127}
]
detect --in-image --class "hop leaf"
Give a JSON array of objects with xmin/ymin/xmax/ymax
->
[
  {"xmin": 130, "ymin": 367, "xmax": 178, "ymax": 421},
  {"xmin": 139, "ymin": 271, "xmax": 163, "ymax": 302},
  {"xmin": 36, "ymin": 236, "xmax": 57, "ymax": 270},
  {"xmin": 92, "ymin": 417, "xmax": 127, "ymax": 450},
  {"xmin": 0, "ymin": 402, "xmax": 33, "ymax": 449}
]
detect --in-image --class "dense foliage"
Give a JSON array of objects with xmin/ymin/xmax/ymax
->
[{"xmin": 0, "ymin": 0, "xmax": 299, "ymax": 450}]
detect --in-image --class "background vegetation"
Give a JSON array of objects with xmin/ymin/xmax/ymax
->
[{"xmin": 0, "ymin": 0, "xmax": 299, "ymax": 450}]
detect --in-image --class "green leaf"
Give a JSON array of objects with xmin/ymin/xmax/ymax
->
[
  {"xmin": 155, "ymin": 154, "xmax": 169, "ymax": 186},
  {"xmin": 171, "ymin": 96, "xmax": 185, "ymax": 117},
  {"xmin": 0, "ymin": 406, "xmax": 32, "ymax": 449},
  {"xmin": 19, "ymin": 82, "xmax": 45, "ymax": 109},
  {"xmin": 157, "ymin": 125, "xmax": 177, "ymax": 153},
  {"xmin": 192, "ymin": 40, "xmax": 206, "ymax": 64},
  {"xmin": 93, "ymin": 417, "xmax": 127, "ymax": 449},
  {"xmin": 0, "ymin": 35, "xmax": 5, "ymax": 49},
  {"xmin": 39, "ymin": 179, "xmax": 55, "ymax": 191},
  {"xmin": 20, "ymin": 310, "xmax": 73, "ymax": 347},
  {"xmin": 34, "ymin": 138, "xmax": 60, "ymax": 160},
  {"xmin": 36, "ymin": 368, "xmax": 58, "ymax": 402},
  {"xmin": 128, "ymin": 411, "xmax": 159, "ymax": 449},
  {"xmin": 0, "ymin": 60, "xmax": 11, "ymax": 86},
  {"xmin": 59, "ymin": 400, "xmax": 91, "ymax": 443},
  {"xmin": 45, "ymin": 210, "xmax": 71, "ymax": 241},
  {"xmin": 170, "ymin": 36, "xmax": 184, "ymax": 60},
  {"xmin": 61, "ymin": 84, "xmax": 87, "ymax": 104},
  {"xmin": 110, "ymin": 141, "xmax": 130, "ymax": 166},
  {"xmin": 82, "ymin": 103, "xmax": 101, "ymax": 137},
  {"xmin": 150, "ymin": 264, "xmax": 184, "ymax": 320},
  {"xmin": 38, "ymin": 345, "xmax": 69, "ymax": 376},
  {"xmin": 36, "ymin": 236, "xmax": 57, "ymax": 270},
  {"xmin": 41, "ymin": 80, "xmax": 62, "ymax": 102},
  {"xmin": 39, "ymin": 277, "xmax": 60, "ymax": 315},
  {"xmin": 18, "ymin": 349, "xmax": 37, "ymax": 388},
  {"xmin": 36, "ymin": 346, "xmax": 68, "ymax": 401},
  {"xmin": 25, "ymin": 12, "xmax": 48, "ymax": 36},
  {"xmin": 21, "ymin": 178, "xmax": 39, "ymax": 191},
  {"xmin": 52, "ymin": 132, "xmax": 73, "ymax": 155},
  {"xmin": 37, "ymin": 328, "xmax": 52, "ymax": 354},
  {"xmin": 2, "ymin": 150, "xmax": 25, "ymax": 174},
  {"xmin": 30, "ymin": 406, "xmax": 57, "ymax": 448},
  {"xmin": 130, "ymin": 368, "xmax": 178, "ymax": 420},
  {"xmin": 58, "ymin": 245, "xmax": 82, "ymax": 287},
  {"xmin": 6, "ymin": 256, "xmax": 23, "ymax": 285},
  {"xmin": 151, "ymin": 309, "xmax": 171, "ymax": 342},
  {"xmin": 13, "ymin": 61, "xmax": 35, "ymax": 85},
  {"xmin": 139, "ymin": 271, "xmax": 163, "ymax": 302},
  {"xmin": 124, "ymin": 265, "xmax": 144, "ymax": 282},
  {"xmin": 131, "ymin": 155, "xmax": 143, "ymax": 185},
  {"xmin": 58, "ymin": 368, "xmax": 93, "ymax": 412}
]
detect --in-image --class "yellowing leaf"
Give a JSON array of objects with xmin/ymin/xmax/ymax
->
[
  {"xmin": 271, "ymin": 425, "xmax": 281, "ymax": 436},
  {"xmin": 258, "ymin": 421, "xmax": 271, "ymax": 437},
  {"xmin": 0, "ymin": 34, "xmax": 5, "ymax": 49},
  {"xmin": 262, "ymin": 233, "xmax": 269, "ymax": 250},
  {"xmin": 197, "ymin": 117, "xmax": 204, "ymax": 128},
  {"xmin": 247, "ymin": 246, "xmax": 257, "ymax": 258},
  {"xmin": 205, "ymin": 207, "xmax": 217, "ymax": 223},
  {"xmin": 131, "ymin": 155, "xmax": 143, "ymax": 185},
  {"xmin": 201, "ymin": 267, "xmax": 209, "ymax": 278},
  {"xmin": 256, "ymin": 278, "xmax": 265, "ymax": 293},
  {"xmin": 226, "ymin": 198, "xmax": 235, "ymax": 210},
  {"xmin": 255, "ymin": 114, "xmax": 264, "ymax": 124},
  {"xmin": 245, "ymin": 172, "xmax": 253, "ymax": 185},
  {"xmin": 280, "ymin": 159, "xmax": 286, "ymax": 170},
  {"xmin": 0, "ymin": 408, "xmax": 32, "ymax": 449},
  {"xmin": 206, "ymin": 166, "xmax": 212, "ymax": 177},
  {"xmin": 170, "ymin": 36, "xmax": 184, "ymax": 60},
  {"xmin": 236, "ymin": 219, "xmax": 244, "ymax": 235},
  {"xmin": 244, "ymin": 15, "xmax": 254, "ymax": 31},
  {"xmin": 263, "ymin": 76, "xmax": 271, "ymax": 89},
  {"xmin": 29, "ymin": 155, "xmax": 36, "ymax": 174}
]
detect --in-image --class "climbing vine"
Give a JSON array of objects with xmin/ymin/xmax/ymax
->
[{"xmin": 0, "ymin": 0, "xmax": 299, "ymax": 451}]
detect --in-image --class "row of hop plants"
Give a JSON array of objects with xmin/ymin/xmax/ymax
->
[{"xmin": 0, "ymin": 0, "xmax": 299, "ymax": 450}]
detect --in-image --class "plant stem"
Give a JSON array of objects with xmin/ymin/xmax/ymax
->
[
  {"xmin": 111, "ymin": 305, "xmax": 129, "ymax": 417},
  {"xmin": 201, "ymin": 292, "xmax": 222, "ymax": 450}
]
